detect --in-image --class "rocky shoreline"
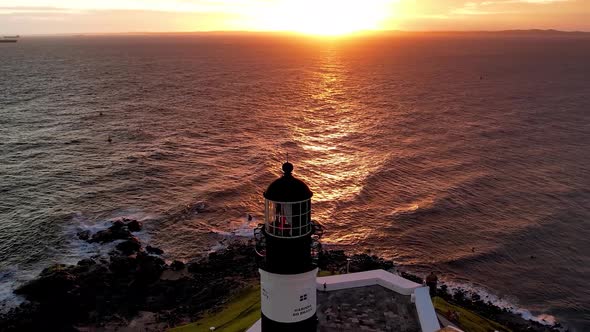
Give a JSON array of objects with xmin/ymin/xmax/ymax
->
[
  {"xmin": 0, "ymin": 219, "xmax": 258, "ymax": 331},
  {"xmin": 0, "ymin": 219, "xmax": 564, "ymax": 331}
]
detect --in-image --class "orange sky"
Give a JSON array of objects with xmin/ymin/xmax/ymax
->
[{"xmin": 0, "ymin": 0, "xmax": 589, "ymax": 35}]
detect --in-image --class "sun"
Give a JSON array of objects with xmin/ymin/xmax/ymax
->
[{"xmin": 259, "ymin": 0, "xmax": 393, "ymax": 36}]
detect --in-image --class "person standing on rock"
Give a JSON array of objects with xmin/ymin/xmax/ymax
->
[{"xmin": 426, "ymin": 272, "xmax": 438, "ymax": 297}]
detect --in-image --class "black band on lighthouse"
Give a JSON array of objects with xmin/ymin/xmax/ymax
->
[{"xmin": 261, "ymin": 312, "xmax": 317, "ymax": 331}]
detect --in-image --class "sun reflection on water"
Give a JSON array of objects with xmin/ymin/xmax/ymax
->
[{"xmin": 286, "ymin": 46, "xmax": 390, "ymax": 238}]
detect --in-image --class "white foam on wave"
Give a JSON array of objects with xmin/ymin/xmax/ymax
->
[
  {"xmin": 207, "ymin": 214, "xmax": 258, "ymax": 252},
  {"xmin": 0, "ymin": 268, "xmax": 27, "ymax": 313},
  {"xmin": 61, "ymin": 209, "xmax": 156, "ymax": 265},
  {"xmin": 441, "ymin": 279, "xmax": 560, "ymax": 328},
  {"xmin": 0, "ymin": 208, "xmax": 160, "ymax": 313},
  {"xmin": 210, "ymin": 214, "xmax": 258, "ymax": 238}
]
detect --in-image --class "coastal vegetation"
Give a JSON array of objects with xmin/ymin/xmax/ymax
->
[{"xmin": 433, "ymin": 297, "xmax": 510, "ymax": 332}]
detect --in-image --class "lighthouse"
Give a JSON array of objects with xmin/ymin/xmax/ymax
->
[{"xmin": 254, "ymin": 162, "xmax": 322, "ymax": 332}]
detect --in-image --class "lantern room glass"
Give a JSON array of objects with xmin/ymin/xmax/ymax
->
[{"xmin": 264, "ymin": 199, "xmax": 312, "ymax": 238}]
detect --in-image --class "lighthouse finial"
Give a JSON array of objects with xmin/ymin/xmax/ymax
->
[{"xmin": 282, "ymin": 153, "xmax": 293, "ymax": 175}]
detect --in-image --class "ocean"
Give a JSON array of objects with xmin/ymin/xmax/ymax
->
[{"xmin": 0, "ymin": 33, "xmax": 589, "ymax": 330}]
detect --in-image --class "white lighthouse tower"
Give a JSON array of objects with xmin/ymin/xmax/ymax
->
[{"xmin": 254, "ymin": 162, "xmax": 322, "ymax": 332}]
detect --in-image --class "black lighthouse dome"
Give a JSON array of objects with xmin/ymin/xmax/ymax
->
[
  {"xmin": 262, "ymin": 162, "xmax": 313, "ymax": 239},
  {"xmin": 264, "ymin": 162, "xmax": 313, "ymax": 202}
]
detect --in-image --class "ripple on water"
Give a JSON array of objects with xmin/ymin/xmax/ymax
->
[{"xmin": 1, "ymin": 35, "xmax": 589, "ymax": 331}]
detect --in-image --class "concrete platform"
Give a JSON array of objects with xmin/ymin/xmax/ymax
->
[
  {"xmin": 317, "ymin": 284, "xmax": 420, "ymax": 332},
  {"xmin": 316, "ymin": 269, "xmax": 421, "ymax": 295}
]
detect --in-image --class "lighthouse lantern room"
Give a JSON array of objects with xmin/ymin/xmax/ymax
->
[{"xmin": 254, "ymin": 162, "xmax": 322, "ymax": 332}]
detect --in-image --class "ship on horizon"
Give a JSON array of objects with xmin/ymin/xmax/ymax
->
[{"xmin": 0, "ymin": 35, "xmax": 19, "ymax": 43}]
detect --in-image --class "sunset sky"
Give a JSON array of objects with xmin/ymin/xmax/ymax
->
[{"xmin": 0, "ymin": 0, "xmax": 589, "ymax": 35}]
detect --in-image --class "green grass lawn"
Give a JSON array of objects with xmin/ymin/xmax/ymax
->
[
  {"xmin": 318, "ymin": 269, "xmax": 341, "ymax": 277},
  {"xmin": 170, "ymin": 286, "xmax": 261, "ymax": 332},
  {"xmin": 169, "ymin": 270, "xmax": 349, "ymax": 331},
  {"xmin": 433, "ymin": 297, "xmax": 512, "ymax": 332}
]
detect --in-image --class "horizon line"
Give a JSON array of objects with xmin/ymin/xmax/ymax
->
[{"xmin": 14, "ymin": 28, "xmax": 590, "ymax": 37}]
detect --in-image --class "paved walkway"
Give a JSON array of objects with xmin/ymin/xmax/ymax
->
[{"xmin": 317, "ymin": 285, "xmax": 420, "ymax": 332}]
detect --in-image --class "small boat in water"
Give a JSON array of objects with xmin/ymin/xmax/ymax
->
[{"xmin": 0, "ymin": 35, "xmax": 19, "ymax": 43}]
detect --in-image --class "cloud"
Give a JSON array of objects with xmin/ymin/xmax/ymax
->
[
  {"xmin": 451, "ymin": 2, "xmax": 512, "ymax": 15},
  {"xmin": 515, "ymin": 0, "xmax": 569, "ymax": 3},
  {"xmin": 392, "ymin": 0, "xmax": 589, "ymax": 31},
  {"xmin": 0, "ymin": 6, "xmax": 66, "ymax": 11},
  {"xmin": 0, "ymin": 7, "xmax": 245, "ymax": 34},
  {"xmin": 0, "ymin": 1, "xmax": 274, "ymax": 14},
  {"xmin": 449, "ymin": 0, "xmax": 573, "ymax": 16},
  {"xmin": 0, "ymin": 6, "xmax": 79, "ymax": 15}
]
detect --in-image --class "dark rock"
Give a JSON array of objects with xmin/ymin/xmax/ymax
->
[
  {"xmin": 109, "ymin": 255, "xmax": 137, "ymax": 275},
  {"xmin": 318, "ymin": 250, "xmax": 347, "ymax": 269},
  {"xmin": 111, "ymin": 220, "xmax": 125, "ymax": 230},
  {"xmin": 5, "ymin": 241, "xmax": 260, "ymax": 331},
  {"xmin": 126, "ymin": 220, "xmax": 143, "ymax": 232},
  {"xmin": 77, "ymin": 258, "xmax": 96, "ymax": 267},
  {"xmin": 15, "ymin": 264, "xmax": 78, "ymax": 301},
  {"xmin": 77, "ymin": 230, "xmax": 91, "ymax": 241},
  {"xmin": 402, "ymin": 272, "xmax": 423, "ymax": 284},
  {"xmin": 116, "ymin": 237, "xmax": 141, "ymax": 255},
  {"xmin": 185, "ymin": 245, "xmax": 257, "ymax": 279},
  {"xmin": 194, "ymin": 201, "xmax": 208, "ymax": 213},
  {"xmin": 89, "ymin": 227, "xmax": 132, "ymax": 243},
  {"xmin": 186, "ymin": 261, "xmax": 202, "ymax": 274},
  {"xmin": 170, "ymin": 260, "xmax": 185, "ymax": 271},
  {"xmin": 349, "ymin": 253, "xmax": 394, "ymax": 272},
  {"xmin": 136, "ymin": 252, "xmax": 166, "ymax": 282},
  {"xmin": 318, "ymin": 250, "xmax": 393, "ymax": 274},
  {"xmin": 86, "ymin": 220, "xmax": 140, "ymax": 243},
  {"xmin": 146, "ymin": 245, "xmax": 164, "ymax": 255}
]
